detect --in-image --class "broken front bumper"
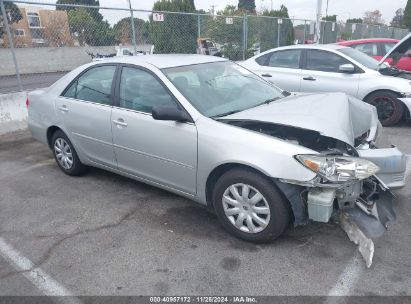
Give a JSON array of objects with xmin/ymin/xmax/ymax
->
[
  {"xmin": 358, "ymin": 146, "xmax": 407, "ymax": 189},
  {"xmin": 340, "ymin": 180, "xmax": 395, "ymax": 267},
  {"xmin": 308, "ymin": 177, "xmax": 395, "ymax": 268}
]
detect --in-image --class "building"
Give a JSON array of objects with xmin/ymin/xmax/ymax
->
[{"xmin": 2, "ymin": 6, "xmax": 74, "ymax": 48}]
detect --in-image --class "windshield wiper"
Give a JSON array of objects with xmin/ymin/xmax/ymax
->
[
  {"xmin": 211, "ymin": 110, "xmax": 241, "ymax": 119},
  {"xmin": 260, "ymin": 96, "xmax": 282, "ymax": 105}
]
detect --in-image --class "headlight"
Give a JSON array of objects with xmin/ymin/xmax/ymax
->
[{"xmin": 295, "ymin": 155, "xmax": 379, "ymax": 183}]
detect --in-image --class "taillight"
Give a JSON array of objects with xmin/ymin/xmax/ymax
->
[{"xmin": 26, "ymin": 98, "xmax": 29, "ymax": 108}]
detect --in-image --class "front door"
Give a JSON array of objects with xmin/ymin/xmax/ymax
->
[
  {"xmin": 300, "ymin": 49, "xmax": 360, "ymax": 97},
  {"xmin": 111, "ymin": 66, "xmax": 198, "ymax": 195}
]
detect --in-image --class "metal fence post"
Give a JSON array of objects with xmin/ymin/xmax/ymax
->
[
  {"xmin": 197, "ymin": 14, "xmax": 201, "ymax": 38},
  {"xmin": 303, "ymin": 20, "xmax": 306, "ymax": 44},
  {"xmin": 1, "ymin": 0, "xmax": 23, "ymax": 91},
  {"xmin": 277, "ymin": 19, "xmax": 281, "ymax": 47},
  {"xmin": 127, "ymin": 0, "xmax": 137, "ymax": 54},
  {"xmin": 242, "ymin": 14, "xmax": 247, "ymax": 60}
]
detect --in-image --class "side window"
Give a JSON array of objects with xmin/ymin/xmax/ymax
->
[
  {"xmin": 305, "ymin": 50, "xmax": 350, "ymax": 73},
  {"xmin": 62, "ymin": 65, "xmax": 116, "ymax": 105},
  {"xmin": 351, "ymin": 43, "xmax": 378, "ymax": 56},
  {"xmin": 255, "ymin": 53, "xmax": 270, "ymax": 66},
  {"xmin": 119, "ymin": 67, "xmax": 176, "ymax": 113},
  {"xmin": 267, "ymin": 50, "xmax": 301, "ymax": 69}
]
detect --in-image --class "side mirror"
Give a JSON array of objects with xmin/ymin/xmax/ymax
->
[
  {"xmin": 152, "ymin": 106, "xmax": 191, "ymax": 123},
  {"xmin": 339, "ymin": 63, "xmax": 355, "ymax": 73}
]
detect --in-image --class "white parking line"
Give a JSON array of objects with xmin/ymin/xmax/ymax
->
[
  {"xmin": 325, "ymin": 254, "xmax": 363, "ymax": 300},
  {"xmin": 0, "ymin": 237, "xmax": 82, "ymax": 303}
]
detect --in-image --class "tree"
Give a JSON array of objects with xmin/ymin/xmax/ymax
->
[
  {"xmin": 254, "ymin": 5, "xmax": 295, "ymax": 49},
  {"xmin": 113, "ymin": 17, "xmax": 149, "ymax": 45},
  {"xmin": 150, "ymin": 0, "xmax": 197, "ymax": 53},
  {"xmin": 0, "ymin": 2, "xmax": 23, "ymax": 38},
  {"xmin": 363, "ymin": 10, "xmax": 385, "ymax": 25},
  {"xmin": 56, "ymin": 0, "xmax": 103, "ymax": 22},
  {"xmin": 238, "ymin": 0, "xmax": 256, "ymax": 13},
  {"xmin": 218, "ymin": 5, "xmax": 238, "ymax": 16},
  {"xmin": 322, "ymin": 15, "xmax": 337, "ymax": 22},
  {"xmin": 207, "ymin": 5, "xmax": 244, "ymax": 60},
  {"xmin": 68, "ymin": 8, "xmax": 113, "ymax": 46},
  {"xmin": 391, "ymin": 8, "xmax": 405, "ymax": 28},
  {"xmin": 346, "ymin": 18, "xmax": 363, "ymax": 24},
  {"xmin": 403, "ymin": 0, "xmax": 411, "ymax": 29}
]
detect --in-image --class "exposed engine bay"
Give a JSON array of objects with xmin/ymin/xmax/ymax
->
[
  {"xmin": 224, "ymin": 120, "xmax": 359, "ymax": 155},
  {"xmin": 222, "ymin": 119, "xmax": 398, "ymax": 268}
]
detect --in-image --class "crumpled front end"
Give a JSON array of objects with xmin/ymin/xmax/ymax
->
[{"xmin": 278, "ymin": 172, "xmax": 397, "ymax": 268}]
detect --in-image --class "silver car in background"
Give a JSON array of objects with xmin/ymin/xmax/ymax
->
[
  {"xmin": 28, "ymin": 55, "xmax": 406, "ymax": 267},
  {"xmin": 240, "ymin": 34, "xmax": 411, "ymax": 126}
]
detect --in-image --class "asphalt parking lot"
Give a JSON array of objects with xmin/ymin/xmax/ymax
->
[{"xmin": 0, "ymin": 126, "xmax": 410, "ymax": 297}]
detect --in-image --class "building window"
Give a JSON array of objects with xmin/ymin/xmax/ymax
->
[
  {"xmin": 14, "ymin": 29, "xmax": 25, "ymax": 36},
  {"xmin": 27, "ymin": 12, "xmax": 41, "ymax": 28}
]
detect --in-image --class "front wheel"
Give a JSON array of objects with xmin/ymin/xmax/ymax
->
[
  {"xmin": 364, "ymin": 91, "xmax": 404, "ymax": 126},
  {"xmin": 212, "ymin": 168, "xmax": 291, "ymax": 243}
]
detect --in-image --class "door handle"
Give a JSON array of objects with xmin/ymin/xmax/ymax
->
[
  {"xmin": 58, "ymin": 105, "xmax": 69, "ymax": 112},
  {"xmin": 261, "ymin": 73, "xmax": 272, "ymax": 77},
  {"xmin": 303, "ymin": 76, "xmax": 316, "ymax": 81},
  {"xmin": 112, "ymin": 119, "xmax": 128, "ymax": 127}
]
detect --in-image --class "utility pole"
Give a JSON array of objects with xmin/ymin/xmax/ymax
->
[
  {"xmin": 315, "ymin": 0, "xmax": 323, "ymax": 43},
  {"xmin": 210, "ymin": 5, "xmax": 215, "ymax": 15},
  {"xmin": 127, "ymin": 0, "xmax": 137, "ymax": 54},
  {"xmin": 325, "ymin": 0, "xmax": 329, "ymax": 18}
]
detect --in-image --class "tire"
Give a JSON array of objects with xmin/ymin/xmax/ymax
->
[
  {"xmin": 212, "ymin": 168, "xmax": 291, "ymax": 243},
  {"xmin": 51, "ymin": 130, "xmax": 87, "ymax": 176},
  {"xmin": 364, "ymin": 91, "xmax": 405, "ymax": 126}
]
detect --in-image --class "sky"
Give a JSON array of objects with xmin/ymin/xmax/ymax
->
[
  {"xmin": 100, "ymin": 0, "xmax": 408, "ymax": 22},
  {"xmin": 21, "ymin": 0, "xmax": 409, "ymax": 25}
]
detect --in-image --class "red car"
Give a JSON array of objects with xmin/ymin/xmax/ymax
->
[{"xmin": 338, "ymin": 38, "xmax": 411, "ymax": 71}]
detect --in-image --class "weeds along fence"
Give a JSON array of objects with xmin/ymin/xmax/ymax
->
[{"xmin": 0, "ymin": 0, "xmax": 409, "ymax": 93}]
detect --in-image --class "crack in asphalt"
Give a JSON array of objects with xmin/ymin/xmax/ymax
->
[{"xmin": 0, "ymin": 203, "xmax": 142, "ymax": 280}]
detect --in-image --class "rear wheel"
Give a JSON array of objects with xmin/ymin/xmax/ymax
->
[
  {"xmin": 51, "ymin": 130, "xmax": 87, "ymax": 176},
  {"xmin": 365, "ymin": 91, "xmax": 404, "ymax": 126},
  {"xmin": 212, "ymin": 168, "xmax": 291, "ymax": 243}
]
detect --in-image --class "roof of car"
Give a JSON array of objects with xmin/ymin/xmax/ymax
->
[
  {"xmin": 251, "ymin": 43, "xmax": 349, "ymax": 57},
  {"xmin": 338, "ymin": 38, "xmax": 399, "ymax": 45},
  {"xmin": 95, "ymin": 54, "xmax": 228, "ymax": 69}
]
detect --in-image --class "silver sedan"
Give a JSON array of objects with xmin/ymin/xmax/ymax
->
[{"xmin": 28, "ymin": 55, "xmax": 406, "ymax": 266}]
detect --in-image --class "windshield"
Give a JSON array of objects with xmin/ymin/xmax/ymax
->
[
  {"xmin": 339, "ymin": 47, "xmax": 380, "ymax": 70},
  {"xmin": 162, "ymin": 61, "xmax": 285, "ymax": 118}
]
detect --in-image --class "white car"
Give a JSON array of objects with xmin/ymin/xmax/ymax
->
[{"xmin": 240, "ymin": 34, "xmax": 411, "ymax": 126}]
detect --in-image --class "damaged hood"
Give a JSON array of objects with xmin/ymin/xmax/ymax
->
[{"xmin": 222, "ymin": 92, "xmax": 379, "ymax": 147}]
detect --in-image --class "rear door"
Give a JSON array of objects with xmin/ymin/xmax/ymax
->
[
  {"xmin": 300, "ymin": 49, "xmax": 360, "ymax": 97},
  {"xmin": 111, "ymin": 65, "xmax": 198, "ymax": 195},
  {"xmin": 55, "ymin": 64, "xmax": 117, "ymax": 167},
  {"xmin": 251, "ymin": 49, "xmax": 303, "ymax": 92}
]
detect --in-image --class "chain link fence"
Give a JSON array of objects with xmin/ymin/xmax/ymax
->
[{"xmin": 1, "ymin": 0, "xmax": 409, "ymax": 93}]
